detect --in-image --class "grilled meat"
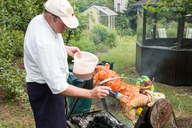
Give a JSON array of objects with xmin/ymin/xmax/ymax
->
[{"xmin": 93, "ymin": 63, "xmax": 154, "ymax": 125}]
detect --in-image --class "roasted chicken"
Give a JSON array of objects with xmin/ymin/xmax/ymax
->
[{"xmin": 93, "ymin": 63, "xmax": 154, "ymax": 125}]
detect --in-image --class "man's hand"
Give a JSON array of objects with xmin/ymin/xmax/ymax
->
[
  {"xmin": 90, "ymin": 86, "xmax": 111, "ymax": 99},
  {"xmin": 65, "ymin": 46, "xmax": 80, "ymax": 58}
]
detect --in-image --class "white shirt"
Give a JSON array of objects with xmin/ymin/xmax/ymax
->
[{"xmin": 24, "ymin": 14, "xmax": 69, "ymax": 94}]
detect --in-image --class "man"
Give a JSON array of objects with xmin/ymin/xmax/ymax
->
[{"xmin": 24, "ymin": 0, "xmax": 111, "ymax": 127}]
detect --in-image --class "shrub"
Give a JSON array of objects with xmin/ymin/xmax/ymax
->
[
  {"xmin": 116, "ymin": 28, "xmax": 135, "ymax": 36},
  {"xmin": 0, "ymin": 58, "xmax": 27, "ymax": 102},
  {"xmin": 0, "ymin": 28, "xmax": 24, "ymax": 59},
  {"xmin": 1, "ymin": 0, "xmax": 45, "ymax": 32},
  {"xmin": 116, "ymin": 13, "xmax": 136, "ymax": 36},
  {"xmin": 106, "ymin": 28, "xmax": 118, "ymax": 47},
  {"xmin": 69, "ymin": 36, "xmax": 96, "ymax": 54},
  {"xmin": 166, "ymin": 28, "xmax": 177, "ymax": 38},
  {"xmin": 90, "ymin": 24, "xmax": 109, "ymax": 45}
]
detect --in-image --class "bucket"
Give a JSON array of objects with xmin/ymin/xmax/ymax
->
[{"xmin": 73, "ymin": 51, "xmax": 98, "ymax": 80}]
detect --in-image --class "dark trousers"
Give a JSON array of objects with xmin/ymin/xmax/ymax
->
[{"xmin": 27, "ymin": 82, "xmax": 67, "ymax": 128}]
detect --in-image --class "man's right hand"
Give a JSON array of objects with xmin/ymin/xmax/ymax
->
[{"xmin": 90, "ymin": 86, "xmax": 111, "ymax": 99}]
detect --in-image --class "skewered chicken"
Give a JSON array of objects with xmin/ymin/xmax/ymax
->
[{"xmin": 93, "ymin": 63, "xmax": 154, "ymax": 125}]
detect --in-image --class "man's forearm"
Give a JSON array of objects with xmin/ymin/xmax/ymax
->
[{"xmin": 60, "ymin": 84, "xmax": 92, "ymax": 99}]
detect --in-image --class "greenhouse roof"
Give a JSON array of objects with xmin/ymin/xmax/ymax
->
[{"xmin": 83, "ymin": 5, "xmax": 118, "ymax": 16}]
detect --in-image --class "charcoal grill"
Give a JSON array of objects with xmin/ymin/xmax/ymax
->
[
  {"xmin": 66, "ymin": 82, "xmax": 131, "ymax": 128},
  {"xmin": 66, "ymin": 79, "xmax": 129, "ymax": 128},
  {"xmin": 67, "ymin": 110, "xmax": 130, "ymax": 128}
]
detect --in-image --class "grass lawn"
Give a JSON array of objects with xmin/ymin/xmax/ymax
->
[{"xmin": 0, "ymin": 36, "xmax": 192, "ymax": 128}]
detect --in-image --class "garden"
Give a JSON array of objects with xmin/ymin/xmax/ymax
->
[{"xmin": 0, "ymin": 0, "xmax": 192, "ymax": 128}]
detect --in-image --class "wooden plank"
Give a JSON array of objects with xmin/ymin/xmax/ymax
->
[{"xmin": 175, "ymin": 51, "xmax": 186, "ymax": 85}]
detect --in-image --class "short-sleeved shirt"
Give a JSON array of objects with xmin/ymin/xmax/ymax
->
[{"xmin": 24, "ymin": 14, "xmax": 69, "ymax": 94}]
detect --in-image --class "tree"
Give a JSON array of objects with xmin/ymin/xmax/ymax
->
[
  {"xmin": 123, "ymin": 0, "xmax": 138, "ymax": 30},
  {"xmin": 115, "ymin": 0, "xmax": 138, "ymax": 36},
  {"xmin": 143, "ymin": 0, "xmax": 192, "ymax": 17},
  {"xmin": 0, "ymin": 0, "xmax": 46, "ymax": 32}
]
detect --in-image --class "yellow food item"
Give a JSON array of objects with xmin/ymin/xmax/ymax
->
[
  {"xmin": 136, "ymin": 107, "xmax": 143, "ymax": 115},
  {"xmin": 153, "ymin": 93, "xmax": 163, "ymax": 97}
]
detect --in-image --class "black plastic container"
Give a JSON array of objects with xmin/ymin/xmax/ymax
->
[{"xmin": 98, "ymin": 61, "xmax": 114, "ymax": 70}]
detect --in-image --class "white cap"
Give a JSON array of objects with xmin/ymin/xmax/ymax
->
[{"xmin": 44, "ymin": 0, "xmax": 79, "ymax": 28}]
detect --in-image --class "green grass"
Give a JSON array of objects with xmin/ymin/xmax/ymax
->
[{"xmin": 99, "ymin": 36, "xmax": 136, "ymax": 73}]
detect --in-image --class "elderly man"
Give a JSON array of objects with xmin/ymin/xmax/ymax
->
[{"xmin": 24, "ymin": 0, "xmax": 111, "ymax": 127}]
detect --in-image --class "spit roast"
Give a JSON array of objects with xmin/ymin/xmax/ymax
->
[{"xmin": 93, "ymin": 63, "xmax": 154, "ymax": 125}]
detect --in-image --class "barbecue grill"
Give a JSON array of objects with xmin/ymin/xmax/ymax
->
[
  {"xmin": 66, "ymin": 80, "xmax": 131, "ymax": 128},
  {"xmin": 66, "ymin": 96, "xmax": 178, "ymax": 128}
]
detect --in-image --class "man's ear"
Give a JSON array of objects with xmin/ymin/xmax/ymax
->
[{"xmin": 46, "ymin": 14, "xmax": 52, "ymax": 24}]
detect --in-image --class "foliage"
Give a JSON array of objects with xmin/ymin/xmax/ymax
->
[
  {"xmin": 166, "ymin": 28, "xmax": 177, "ymax": 38},
  {"xmin": 0, "ymin": 58, "xmax": 27, "ymax": 102},
  {"xmin": 116, "ymin": 13, "xmax": 132, "ymax": 36},
  {"xmin": 164, "ymin": 21, "xmax": 178, "ymax": 38},
  {"xmin": 0, "ymin": 21, "xmax": 26, "ymax": 102},
  {"xmin": 89, "ymin": 24, "xmax": 119, "ymax": 52},
  {"xmin": 69, "ymin": 34, "xmax": 96, "ymax": 54},
  {"xmin": 124, "ymin": 0, "xmax": 138, "ymax": 30},
  {"xmin": 105, "ymin": 28, "xmax": 118, "ymax": 47},
  {"xmin": 90, "ymin": 24, "xmax": 109, "ymax": 45},
  {"xmin": 143, "ymin": 0, "xmax": 192, "ymax": 18},
  {"xmin": 0, "ymin": 0, "xmax": 46, "ymax": 32},
  {"xmin": 116, "ymin": 0, "xmax": 137, "ymax": 36},
  {"xmin": 0, "ymin": 0, "xmax": 41, "ymax": 102},
  {"xmin": 0, "ymin": 27, "xmax": 24, "ymax": 59}
]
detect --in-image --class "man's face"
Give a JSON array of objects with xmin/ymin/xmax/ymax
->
[{"xmin": 49, "ymin": 17, "xmax": 69, "ymax": 34}]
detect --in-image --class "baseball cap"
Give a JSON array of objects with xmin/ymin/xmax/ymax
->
[{"xmin": 44, "ymin": 0, "xmax": 79, "ymax": 28}]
